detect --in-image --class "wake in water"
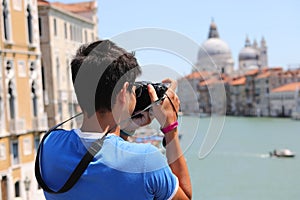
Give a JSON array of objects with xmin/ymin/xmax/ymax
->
[{"xmin": 212, "ymin": 152, "xmax": 271, "ymax": 159}]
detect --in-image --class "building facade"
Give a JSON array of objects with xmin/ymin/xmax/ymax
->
[
  {"xmin": 270, "ymin": 82, "xmax": 300, "ymax": 117},
  {"xmin": 38, "ymin": 0, "xmax": 98, "ymax": 129},
  {"xmin": 0, "ymin": 0, "xmax": 47, "ymax": 199}
]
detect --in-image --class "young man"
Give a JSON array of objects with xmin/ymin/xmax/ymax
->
[{"xmin": 36, "ymin": 40, "xmax": 192, "ymax": 199}]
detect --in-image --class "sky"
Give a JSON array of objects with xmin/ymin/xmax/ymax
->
[{"xmin": 50, "ymin": 0, "xmax": 300, "ymax": 80}]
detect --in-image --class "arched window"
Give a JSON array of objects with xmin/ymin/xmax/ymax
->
[
  {"xmin": 2, "ymin": 0, "xmax": 10, "ymax": 41},
  {"xmin": 8, "ymin": 81, "xmax": 15, "ymax": 119},
  {"xmin": 14, "ymin": 181, "xmax": 20, "ymax": 197},
  {"xmin": 27, "ymin": 4, "xmax": 33, "ymax": 43},
  {"xmin": 31, "ymin": 81, "xmax": 38, "ymax": 117}
]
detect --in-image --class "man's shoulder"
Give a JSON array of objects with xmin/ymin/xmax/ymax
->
[{"xmin": 109, "ymin": 135, "xmax": 159, "ymax": 154}]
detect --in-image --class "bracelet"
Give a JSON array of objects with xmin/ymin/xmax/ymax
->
[{"xmin": 160, "ymin": 121, "xmax": 178, "ymax": 134}]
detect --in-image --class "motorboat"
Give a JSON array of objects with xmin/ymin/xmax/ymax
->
[{"xmin": 269, "ymin": 149, "xmax": 295, "ymax": 158}]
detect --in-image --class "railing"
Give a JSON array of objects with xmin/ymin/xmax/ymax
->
[
  {"xmin": 32, "ymin": 113, "xmax": 48, "ymax": 131},
  {"xmin": 9, "ymin": 118, "xmax": 26, "ymax": 135}
]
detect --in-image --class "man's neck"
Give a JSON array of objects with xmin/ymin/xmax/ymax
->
[{"xmin": 80, "ymin": 112, "xmax": 120, "ymax": 136}]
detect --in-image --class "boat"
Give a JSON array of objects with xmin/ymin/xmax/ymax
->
[{"xmin": 269, "ymin": 149, "xmax": 295, "ymax": 158}]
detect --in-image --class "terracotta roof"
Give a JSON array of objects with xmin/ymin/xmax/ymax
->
[
  {"xmin": 184, "ymin": 71, "xmax": 212, "ymax": 80},
  {"xmin": 230, "ymin": 77, "xmax": 246, "ymax": 86},
  {"xmin": 272, "ymin": 82, "xmax": 300, "ymax": 93},
  {"xmin": 256, "ymin": 72, "xmax": 271, "ymax": 79},
  {"xmin": 245, "ymin": 69, "xmax": 259, "ymax": 76},
  {"xmin": 37, "ymin": 0, "xmax": 50, "ymax": 6},
  {"xmin": 52, "ymin": 1, "xmax": 96, "ymax": 13},
  {"xmin": 199, "ymin": 78, "xmax": 223, "ymax": 86}
]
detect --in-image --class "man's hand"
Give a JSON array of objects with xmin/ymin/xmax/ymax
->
[
  {"xmin": 147, "ymin": 78, "xmax": 180, "ymax": 128},
  {"xmin": 122, "ymin": 110, "xmax": 153, "ymax": 135}
]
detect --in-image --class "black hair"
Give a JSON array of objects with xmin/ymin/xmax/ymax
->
[{"xmin": 71, "ymin": 40, "xmax": 141, "ymax": 116}]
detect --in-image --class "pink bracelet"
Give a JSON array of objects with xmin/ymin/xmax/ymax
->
[{"xmin": 161, "ymin": 121, "xmax": 178, "ymax": 134}]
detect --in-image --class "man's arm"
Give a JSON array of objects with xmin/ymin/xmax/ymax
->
[
  {"xmin": 148, "ymin": 80, "xmax": 192, "ymax": 199},
  {"xmin": 165, "ymin": 128, "xmax": 192, "ymax": 199}
]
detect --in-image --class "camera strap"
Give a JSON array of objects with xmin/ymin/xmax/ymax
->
[{"xmin": 35, "ymin": 113, "xmax": 108, "ymax": 194}]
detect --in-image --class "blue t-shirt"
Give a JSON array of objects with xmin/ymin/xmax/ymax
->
[{"xmin": 41, "ymin": 129, "xmax": 178, "ymax": 200}]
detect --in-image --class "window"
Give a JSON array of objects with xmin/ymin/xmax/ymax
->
[
  {"xmin": 14, "ymin": 181, "xmax": 20, "ymax": 197},
  {"xmin": 8, "ymin": 81, "xmax": 15, "ymax": 119},
  {"xmin": 2, "ymin": 0, "xmax": 11, "ymax": 41},
  {"xmin": 31, "ymin": 81, "xmax": 38, "ymax": 117},
  {"xmin": 84, "ymin": 30, "xmax": 88, "ymax": 43},
  {"xmin": 41, "ymin": 64, "xmax": 45, "ymax": 91},
  {"xmin": 64, "ymin": 22, "xmax": 67, "ymax": 39},
  {"xmin": 56, "ymin": 57, "xmax": 60, "ymax": 87},
  {"xmin": 34, "ymin": 135, "xmax": 40, "ymax": 153},
  {"xmin": 27, "ymin": 4, "xmax": 33, "ymax": 43},
  {"xmin": 58, "ymin": 102, "xmax": 62, "ymax": 122},
  {"xmin": 70, "ymin": 24, "xmax": 73, "ymax": 40},
  {"xmin": 53, "ymin": 18, "xmax": 57, "ymax": 36},
  {"xmin": 0, "ymin": 142, "xmax": 6, "ymax": 160},
  {"xmin": 38, "ymin": 17, "xmax": 42, "ymax": 36},
  {"xmin": 23, "ymin": 137, "xmax": 32, "ymax": 155},
  {"xmin": 11, "ymin": 140, "xmax": 19, "ymax": 165}
]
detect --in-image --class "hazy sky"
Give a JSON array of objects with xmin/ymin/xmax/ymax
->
[{"xmin": 50, "ymin": 0, "xmax": 300, "ymax": 80}]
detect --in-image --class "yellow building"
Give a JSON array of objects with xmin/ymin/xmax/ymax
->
[
  {"xmin": 38, "ymin": 0, "xmax": 98, "ymax": 129},
  {"xmin": 0, "ymin": 0, "xmax": 47, "ymax": 199}
]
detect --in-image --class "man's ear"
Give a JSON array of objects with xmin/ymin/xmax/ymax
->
[{"xmin": 118, "ymin": 82, "xmax": 129, "ymax": 104}]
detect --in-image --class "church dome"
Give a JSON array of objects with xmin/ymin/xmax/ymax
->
[
  {"xmin": 201, "ymin": 38, "xmax": 231, "ymax": 56},
  {"xmin": 239, "ymin": 47, "xmax": 259, "ymax": 60}
]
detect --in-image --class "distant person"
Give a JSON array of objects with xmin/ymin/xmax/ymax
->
[{"xmin": 35, "ymin": 40, "xmax": 192, "ymax": 199}]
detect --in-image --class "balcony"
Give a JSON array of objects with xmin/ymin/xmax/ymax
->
[
  {"xmin": 32, "ymin": 114, "xmax": 48, "ymax": 131},
  {"xmin": 9, "ymin": 118, "xmax": 26, "ymax": 135}
]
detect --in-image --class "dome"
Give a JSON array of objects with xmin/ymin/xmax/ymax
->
[
  {"xmin": 200, "ymin": 38, "xmax": 231, "ymax": 56},
  {"xmin": 239, "ymin": 46, "xmax": 259, "ymax": 60}
]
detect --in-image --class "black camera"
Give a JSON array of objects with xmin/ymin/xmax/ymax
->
[{"xmin": 133, "ymin": 81, "xmax": 169, "ymax": 113}]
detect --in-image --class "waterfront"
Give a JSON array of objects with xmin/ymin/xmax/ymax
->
[{"xmin": 179, "ymin": 116, "xmax": 300, "ymax": 199}]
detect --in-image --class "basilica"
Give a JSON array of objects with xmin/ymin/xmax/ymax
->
[
  {"xmin": 178, "ymin": 20, "xmax": 300, "ymax": 118},
  {"xmin": 194, "ymin": 20, "xmax": 268, "ymax": 75}
]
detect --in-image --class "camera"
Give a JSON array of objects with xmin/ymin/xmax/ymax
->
[{"xmin": 133, "ymin": 81, "xmax": 169, "ymax": 113}]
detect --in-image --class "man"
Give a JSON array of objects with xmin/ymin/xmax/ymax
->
[{"xmin": 36, "ymin": 40, "xmax": 192, "ymax": 199}]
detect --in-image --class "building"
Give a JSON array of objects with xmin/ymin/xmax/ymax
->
[
  {"xmin": 270, "ymin": 82, "xmax": 300, "ymax": 117},
  {"xmin": 229, "ymin": 77, "xmax": 246, "ymax": 115},
  {"xmin": 0, "ymin": 0, "xmax": 47, "ymax": 199},
  {"xmin": 198, "ymin": 77, "xmax": 227, "ymax": 115},
  {"xmin": 195, "ymin": 20, "xmax": 234, "ymax": 75},
  {"xmin": 177, "ymin": 71, "xmax": 213, "ymax": 115},
  {"xmin": 254, "ymin": 68, "xmax": 283, "ymax": 116},
  {"xmin": 37, "ymin": 0, "xmax": 98, "ymax": 129},
  {"xmin": 177, "ymin": 19, "xmax": 300, "ymax": 119},
  {"xmin": 238, "ymin": 36, "xmax": 268, "ymax": 72}
]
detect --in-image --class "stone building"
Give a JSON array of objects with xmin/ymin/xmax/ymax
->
[
  {"xmin": 270, "ymin": 82, "xmax": 300, "ymax": 117},
  {"xmin": 244, "ymin": 69, "xmax": 259, "ymax": 116},
  {"xmin": 0, "ymin": 0, "xmax": 47, "ymax": 199},
  {"xmin": 177, "ymin": 71, "xmax": 214, "ymax": 115},
  {"xmin": 38, "ymin": 0, "xmax": 98, "ymax": 129},
  {"xmin": 229, "ymin": 77, "xmax": 246, "ymax": 115},
  {"xmin": 254, "ymin": 68, "xmax": 283, "ymax": 116}
]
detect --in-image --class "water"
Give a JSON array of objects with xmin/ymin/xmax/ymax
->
[{"xmin": 179, "ymin": 116, "xmax": 300, "ymax": 200}]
